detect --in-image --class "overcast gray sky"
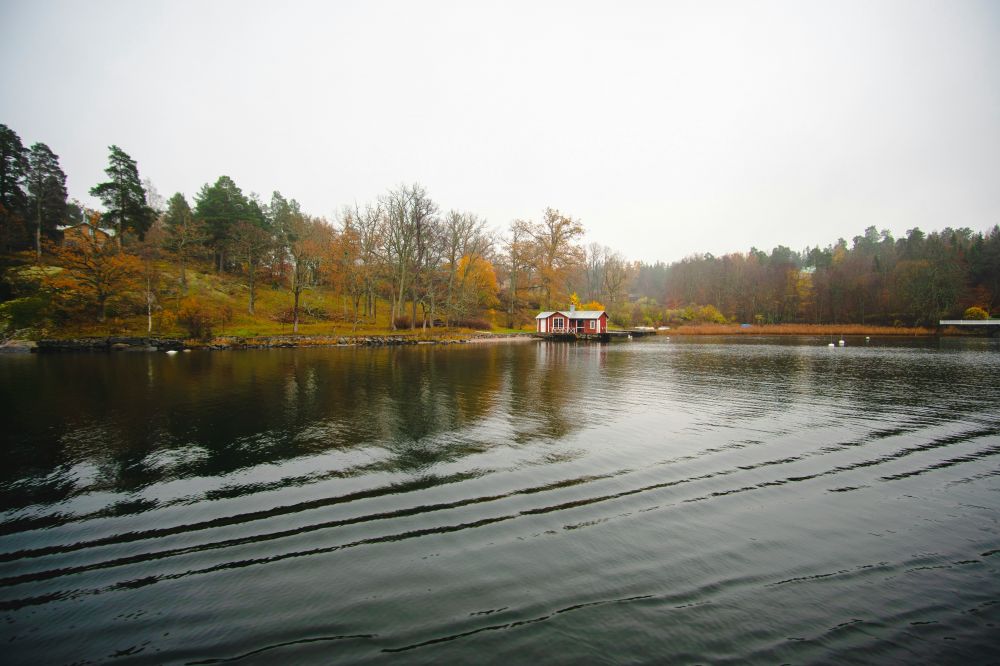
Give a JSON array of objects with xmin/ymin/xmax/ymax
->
[{"xmin": 2, "ymin": 0, "xmax": 998, "ymax": 262}]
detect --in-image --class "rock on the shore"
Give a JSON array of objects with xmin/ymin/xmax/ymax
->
[
  {"xmin": 36, "ymin": 337, "xmax": 188, "ymax": 353},
  {"xmin": 0, "ymin": 339, "xmax": 37, "ymax": 353}
]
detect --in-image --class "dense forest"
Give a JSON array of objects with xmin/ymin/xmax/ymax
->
[{"xmin": 1, "ymin": 121, "xmax": 997, "ymax": 339}]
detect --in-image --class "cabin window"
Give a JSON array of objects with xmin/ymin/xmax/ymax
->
[
  {"xmin": 589, "ymin": 320, "xmax": 595, "ymax": 330},
  {"xmin": 553, "ymin": 317, "xmax": 564, "ymax": 330}
]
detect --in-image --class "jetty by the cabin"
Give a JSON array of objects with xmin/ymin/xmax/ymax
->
[{"xmin": 939, "ymin": 319, "xmax": 1000, "ymax": 336}]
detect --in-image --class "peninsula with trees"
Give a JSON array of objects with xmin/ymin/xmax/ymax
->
[{"xmin": 1, "ymin": 122, "xmax": 998, "ymax": 348}]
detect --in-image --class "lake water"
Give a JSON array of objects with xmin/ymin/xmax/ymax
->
[{"xmin": 1, "ymin": 336, "xmax": 999, "ymax": 664}]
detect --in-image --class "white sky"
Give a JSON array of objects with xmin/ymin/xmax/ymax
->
[{"xmin": 2, "ymin": 0, "xmax": 998, "ymax": 262}]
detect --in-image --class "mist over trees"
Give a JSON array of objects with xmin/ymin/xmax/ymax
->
[{"xmin": 0, "ymin": 120, "xmax": 997, "ymax": 336}]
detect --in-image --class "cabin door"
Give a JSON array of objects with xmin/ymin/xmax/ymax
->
[{"xmin": 540, "ymin": 319, "xmax": 546, "ymax": 333}]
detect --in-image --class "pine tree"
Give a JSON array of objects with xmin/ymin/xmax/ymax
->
[
  {"xmin": 0, "ymin": 124, "xmax": 29, "ymax": 251},
  {"xmin": 26, "ymin": 142, "xmax": 68, "ymax": 260},
  {"xmin": 89, "ymin": 145, "xmax": 153, "ymax": 248},
  {"xmin": 194, "ymin": 175, "xmax": 251, "ymax": 272}
]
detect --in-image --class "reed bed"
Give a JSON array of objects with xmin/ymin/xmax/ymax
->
[{"xmin": 664, "ymin": 323, "xmax": 936, "ymax": 336}]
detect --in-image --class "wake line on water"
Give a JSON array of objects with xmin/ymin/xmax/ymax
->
[{"xmin": 3, "ymin": 425, "xmax": 997, "ymax": 612}]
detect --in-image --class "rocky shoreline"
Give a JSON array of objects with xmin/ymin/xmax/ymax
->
[{"xmin": 3, "ymin": 333, "xmax": 537, "ymax": 353}]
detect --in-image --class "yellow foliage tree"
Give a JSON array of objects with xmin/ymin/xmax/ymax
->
[{"xmin": 456, "ymin": 255, "xmax": 500, "ymax": 314}]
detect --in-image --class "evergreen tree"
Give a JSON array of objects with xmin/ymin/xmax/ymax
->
[
  {"xmin": 26, "ymin": 142, "xmax": 68, "ymax": 260},
  {"xmin": 162, "ymin": 192, "xmax": 208, "ymax": 289},
  {"xmin": 194, "ymin": 175, "xmax": 251, "ymax": 271},
  {"xmin": 89, "ymin": 145, "xmax": 154, "ymax": 248},
  {"xmin": 0, "ymin": 123, "xmax": 29, "ymax": 250}
]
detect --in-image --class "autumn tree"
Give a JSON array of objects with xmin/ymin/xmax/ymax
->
[
  {"xmin": 286, "ymin": 214, "xmax": 330, "ymax": 333},
  {"xmin": 326, "ymin": 211, "xmax": 365, "ymax": 330},
  {"xmin": 229, "ymin": 220, "xmax": 273, "ymax": 314},
  {"xmin": 413, "ymin": 214, "xmax": 446, "ymax": 330},
  {"xmin": 603, "ymin": 251, "xmax": 631, "ymax": 306},
  {"xmin": 454, "ymin": 255, "xmax": 499, "ymax": 315},
  {"xmin": 530, "ymin": 207, "xmax": 584, "ymax": 309},
  {"xmin": 47, "ymin": 213, "xmax": 142, "ymax": 322},
  {"xmin": 162, "ymin": 192, "xmax": 208, "ymax": 289},
  {"xmin": 143, "ymin": 177, "xmax": 165, "ymax": 215},
  {"xmin": 136, "ymin": 225, "xmax": 166, "ymax": 333},
  {"xmin": 442, "ymin": 210, "xmax": 490, "ymax": 326},
  {"xmin": 583, "ymin": 243, "xmax": 606, "ymax": 303},
  {"xmin": 381, "ymin": 183, "xmax": 438, "ymax": 330},
  {"xmin": 89, "ymin": 145, "xmax": 154, "ymax": 248},
  {"xmin": 499, "ymin": 219, "xmax": 536, "ymax": 328},
  {"xmin": 354, "ymin": 201, "xmax": 386, "ymax": 321}
]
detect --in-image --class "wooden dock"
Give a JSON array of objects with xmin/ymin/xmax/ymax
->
[
  {"xmin": 939, "ymin": 319, "xmax": 1000, "ymax": 336},
  {"xmin": 536, "ymin": 329, "xmax": 659, "ymax": 342}
]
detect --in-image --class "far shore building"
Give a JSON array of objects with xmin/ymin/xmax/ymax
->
[
  {"xmin": 58, "ymin": 222, "xmax": 113, "ymax": 247},
  {"xmin": 535, "ymin": 305, "xmax": 608, "ymax": 334}
]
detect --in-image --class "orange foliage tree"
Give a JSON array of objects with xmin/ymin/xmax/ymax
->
[
  {"xmin": 46, "ymin": 213, "xmax": 142, "ymax": 322},
  {"xmin": 323, "ymin": 217, "xmax": 364, "ymax": 330}
]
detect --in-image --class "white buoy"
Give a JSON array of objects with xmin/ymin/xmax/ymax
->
[
  {"xmin": 838, "ymin": 339, "xmax": 845, "ymax": 346},
  {"xmin": 182, "ymin": 349, "xmax": 192, "ymax": 353},
  {"xmin": 865, "ymin": 336, "xmax": 870, "ymax": 342},
  {"xmin": 828, "ymin": 342, "xmax": 835, "ymax": 347},
  {"xmin": 165, "ymin": 349, "xmax": 178, "ymax": 355}
]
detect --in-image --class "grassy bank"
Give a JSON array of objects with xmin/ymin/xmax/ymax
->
[{"xmin": 4, "ymin": 255, "xmax": 534, "ymax": 340}]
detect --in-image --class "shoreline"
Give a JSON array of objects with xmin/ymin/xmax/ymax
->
[
  {"xmin": 3, "ymin": 324, "xmax": 988, "ymax": 354},
  {"xmin": 7, "ymin": 332, "xmax": 540, "ymax": 353}
]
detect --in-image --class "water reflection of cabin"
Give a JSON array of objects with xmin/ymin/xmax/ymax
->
[{"xmin": 535, "ymin": 306, "xmax": 608, "ymax": 334}]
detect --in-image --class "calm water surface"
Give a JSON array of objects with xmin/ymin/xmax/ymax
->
[{"xmin": 1, "ymin": 336, "xmax": 999, "ymax": 664}]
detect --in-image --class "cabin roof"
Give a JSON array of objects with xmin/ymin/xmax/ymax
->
[{"xmin": 535, "ymin": 310, "xmax": 606, "ymax": 320}]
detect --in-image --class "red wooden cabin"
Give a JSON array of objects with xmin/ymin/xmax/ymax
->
[{"xmin": 535, "ymin": 306, "xmax": 608, "ymax": 334}]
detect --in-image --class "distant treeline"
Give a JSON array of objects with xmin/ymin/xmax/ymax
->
[
  {"xmin": 1, "ymin": 120, "xmax": 997, "ymax": 336},
  {"xmin": 627, "ymin": 227, "xmax": 999, "ymax": 326}
]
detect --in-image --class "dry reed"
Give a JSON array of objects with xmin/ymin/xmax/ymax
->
[{"xmin": 664, "ymin": 323, "xmax": 936, "ymax": 336}]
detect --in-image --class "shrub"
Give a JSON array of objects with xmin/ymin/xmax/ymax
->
[
  {"xmin": 0, "ymin": 296, "xmax": 49, "ymax": 333},
  {"xmin": 177, "ymin": 296, "xmax": 214, "ymax": 340},
  {"xmin": 393, "ymin": 315, "xmax": 412, "ymax": 329},
  {"xmin": 452, "ymin": 317, "xmax": 491, "ymax": 330},
  {"xmin": 963, "ymin": 306, "xmax": 989, "ymax": 320},
  {"xmin": 698, "ymin": 304, "xmax": 727, "ymax": 324}
]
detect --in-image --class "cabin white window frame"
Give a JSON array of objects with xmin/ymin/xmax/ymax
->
[{"xmin": 553, "ymin": 316, "xmax": 565, "ymax": 331}]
